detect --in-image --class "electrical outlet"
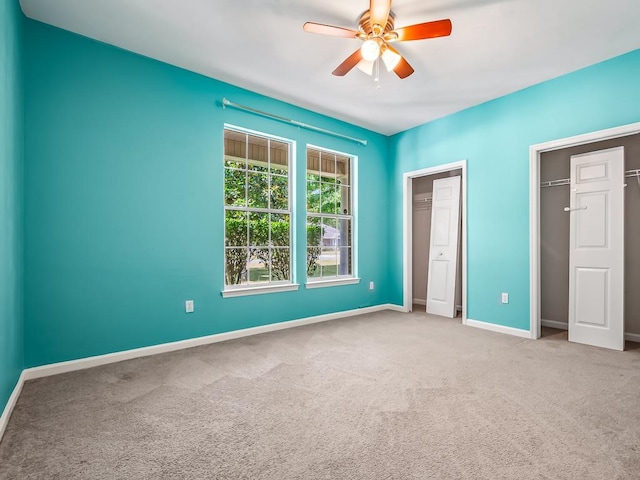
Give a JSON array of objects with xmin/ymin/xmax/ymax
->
[
  {"xmin": 501, "ymin": 292, "xmax": 509, "ymax": 304},
  {"xmin": 369, "ymin": 281, "xmax": 375, "ymax": 290},
  {"xmin": 185, "ymin": 300, "xmax": 194, "ymax": 313}
]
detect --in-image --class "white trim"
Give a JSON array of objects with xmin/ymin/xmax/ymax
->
[
  {"xmin": 386, "ymin": 304, "xmax": 406, "ymax": 312},
  {"xmin": 626, "ymin": 332, "xmax": 640, "ymax": 343},
  {"xmin": 541, "ymin": 320, "xmax": 640, "ymax": 343},
  {"xmin": 305, "ymin": 277, "xmax": 360, "ymax": 289},
  {"xmin": 222, "ymin": 283, "xmax": 299, "ymax": 298},
  {"xmin": 541, "ymin": 319, "xmax": 568, "ymax": 330},
  {"xmin": 466, "ymin": 318, "xmax": 532, "ymax": 339},
  {"xmin": 0, "ymin": 371, "xmax": 26, "ymax": 443},
  {"xmin": 529, "ymin": 121, "xmax": 640, "ymax": 340},
  {"xmin": 412, "ymin": 298, "xmax": 426, "ymax": 306},
  {"xmin": 22, "ymin": 304, "xmax": 397, "ymax": 381},
  {"xmin": 402, "ymin": 161, "xmax": 468, "ymax": 325}
]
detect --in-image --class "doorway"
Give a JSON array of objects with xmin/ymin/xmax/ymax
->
[
  {"xmin": 530, "ymin": 122, "xmax": 640, "ymax": 347},
  {"xmin": 402, "ymin": 161, "xmax": 467, "ymax": 323}
]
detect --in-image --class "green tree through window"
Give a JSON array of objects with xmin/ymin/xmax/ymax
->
[
  {"xmin": 306, "ymin": 147, "xmax": 353, "ymax": 280},
  {"xmin": 224, "ymin": 128, "xmax": 293, "ymax": 287}
]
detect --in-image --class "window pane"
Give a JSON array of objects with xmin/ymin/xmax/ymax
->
[
  {"xmin": 337, "ymin": 155, "xmax": 350, "ymax": 186},
  {"xmin": 225, "ymin": 247, "xmax": 248, "ymax": 286},
  {"xmin": 320, "ymin": 151, "xmax": 337, "ymax": 180},
  {"xmin": 320, "ymin": 182, "xmax": 336, "ymax": 214},
  {"xmin": 336, "ymin": 185, "xmax": 350, "ymax": 215},
  {"xmin": 270, "ymin": 140, "xmax": 289, "ymax": 175},
  {"xmin": 306, "ymin": 216, "xmax": 321, "ymax": 247},
  {"xmin": 338, "ymin": 247, "xmax": 352, "ymax": 276},
  {"xmin": 270, "ymin": 175, "xmax": 288, "ymax": 211},
  {"xmin": 225, "ymin": 210, "xmax": 247, "ymax": 247},
  {"xmin": 248, "ymin": 250, "xmax": 269, "ymax": 284},
  {"xmin": 305, "ymin": 146, "xmax": 353, "ymax": 282},
  {"xmin": 247, "ymin": 134, "xmax": 269, "ymax": 170},
  {"xmin": 320, "ymin": 245, "xmax": 338, "ymax": 278},
  {"xmin": 337, "ymin": 218, "xmax": 352, "ymax": 247},
  {"xmin": 320, "ymin": 216, "xmax": 338, "ymax": 278},
  {"xmin": 271, "ymin": 213, "xmax": 290, "ymax": 247},
  {"xmin": 270, "ymin": 247, "xmax": 290, "ymax": 281},
  {"xmin": 307, "ymin": 148, "xmax": 320, "ymax": 175},
  {"xmin": 247, "ymin": 172, "xmax": 269, "ymax": 208},
  {"xmin": 224, "ymin": 168, "xmax": 246, "ymax": 207},
  {"xmin": 249, "ymin": 212, "xmax": 269, "ymax": 246},
  {"xmin": 224, "ymin": 130, "xmax": 247, "ymax": 168},
  {"xmin": 224, "ymin": 128, "xmax": 292, "ymax": 290},
  {"xmin": 322, "ymin": 216, "xmax": 337, "ymax": 231},
  {"xmin": 307, "ymin": 247, "xmax": 321, "ymax": 278},
  {"xmin": 307, "ymin": 181, "xmax": 320, "ymax": 212}
]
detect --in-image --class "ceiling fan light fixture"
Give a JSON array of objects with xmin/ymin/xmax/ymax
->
[
  {"xmin": 361, "ymin": 38, "xmax": 380, "ymax": 62},
  {"xmin": 381, "ymin": 46, "xmax": 401, "ymax": 71},
  {"xmin": 356, "ymin": 59, "xmax": 375, "ymax": 75}
]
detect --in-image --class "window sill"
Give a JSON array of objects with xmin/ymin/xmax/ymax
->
[
  {"xmin": 305, "ymin": 277, "xmax": 361, "ymax": 289},
  {"xmin": 222, "ymin": 283, "xmax": 300, "ymax": 298}
]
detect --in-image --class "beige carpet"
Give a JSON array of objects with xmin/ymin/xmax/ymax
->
[{"xmin": 1, "ymin": 310, "xmax": 640, "ymax": 479}]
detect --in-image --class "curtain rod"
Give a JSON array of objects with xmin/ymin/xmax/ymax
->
[{"xmin": 221, "ymin": 98, "xmax": 367, "ymax": 147}]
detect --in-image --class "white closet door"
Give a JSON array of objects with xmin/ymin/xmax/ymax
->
[
  {"xmin": 426, "ymin": 176, "xmax": 461, "ymax": 318},
  {"xmin": 568, "ymin": 147, "xmax": 624, "ymax": 351}
]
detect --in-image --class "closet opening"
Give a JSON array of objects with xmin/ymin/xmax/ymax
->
[
  {"xmin": 402, "ymin": 161, "xmax": 467, "ymax": 323},
  {"xmin": 530, "ymin": 123, "xmax": 640, "ymax": 350}
]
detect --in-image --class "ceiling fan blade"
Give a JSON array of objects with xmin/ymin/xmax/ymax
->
[
  {"xmin": 303, "ymin": 22, "xmax": 359, "ymax": 38},
  {"xmin": 386, "ymin": 45, "xmax": 414, "ymax": 79},
  {"xmin": 332, "ymin": 49, "xmax": 364, "ymax": 76},
  {"xmin": 393, "ymin": 19, "xmax": 452, "ymax": 42},
  {"xmin": 369, "ymin": 0, "xmax": 392, "ymax": 28}
]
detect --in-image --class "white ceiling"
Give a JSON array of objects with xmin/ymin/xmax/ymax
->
[{"xmin": 20, "ymin": 0, "xmax": 640, "ymax": 136}]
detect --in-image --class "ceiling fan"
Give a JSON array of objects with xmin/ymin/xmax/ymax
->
[{"xmin": 303, "ymin": 0, "xmax": 452, "ymax": 79}]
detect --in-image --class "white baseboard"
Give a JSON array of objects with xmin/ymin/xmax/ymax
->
[
  {"xmin": 541, "ymin": 319, "xmax": 640, "ymax": 343},
  {"xmin": 386, "ymin": 304, "xmax": 407, "ymax": 312},
  {"xmin": 412, "ymin": 298, "xmax": 426, "ymax": 306},
  {"xmin": 466, "ymin": 318, "xmax": 532, "ymax": 339},
  {"xmin": 541, "ymin": 319, "xmax": 568, "ymax": 330},
  {"xmin": 626, "ymin": 332, "xmax": 640, "ymax": 343},
  {"xmin": 23, "ymin": 304, "xmax": 396, "ymax": 381},
  {"xmin": 0, "ymin": 371, "xmax": 26, "ymax": 443}
]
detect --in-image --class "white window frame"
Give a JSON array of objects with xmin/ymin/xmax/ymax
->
[
  {"xmin": 305, "ymin": 144, "xmax": 359, "ymax": 288},
  {"xmin": 222, "ymin": 125, "xmax": 298, "ymax": 298}
]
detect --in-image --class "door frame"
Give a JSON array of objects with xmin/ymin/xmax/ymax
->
[
  {"xmin": 402, "ymin": 160, "xmax": 467, "ymax": 325},
  {"xmin": 529, "ymin": 121, "xmax": 640, "ymax": 339}
]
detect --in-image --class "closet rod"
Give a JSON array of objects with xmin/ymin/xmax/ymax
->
[
  {"xmin": 540, "ymin": 178, "xmax": 570, "ymax": 188},
  {"xmin": 541, "ymin": 168, "xmax": 640, "ymax": 187},
  {"xmin": 221, "ymin": 98, "xmax": 368, "ymax": 147}
]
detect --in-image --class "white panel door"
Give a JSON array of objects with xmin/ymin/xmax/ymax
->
[
  {"xmin": 426, "ymin": 176, "xmax": 461, "ymax": 317},
  {"xmin": 568, "ymin": 147, "xmax": 624, "ymax": 351}
]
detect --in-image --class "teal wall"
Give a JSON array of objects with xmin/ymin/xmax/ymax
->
[
  {"xmin": 17, "ymin": 8, "xmax": 640, "ymax": 369},
  {"xmin": 390, "ymin": 49, "xmax": 640, "ymax": 330},
  {"xmin": 23, "ymin": 20, "xmax": 392, "ymax": 367},
  {"xmin": 0, "ymin": 0, "xmax": 24, "ymax": 413}
]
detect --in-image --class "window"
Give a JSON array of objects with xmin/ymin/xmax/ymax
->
[
  {"xmin": 306, "ymin": 147, "xmax": 354, "ymax": 282},
  {"xmin": 223, "ymin": 127, "xmax": 293, "ymax": 291}
]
